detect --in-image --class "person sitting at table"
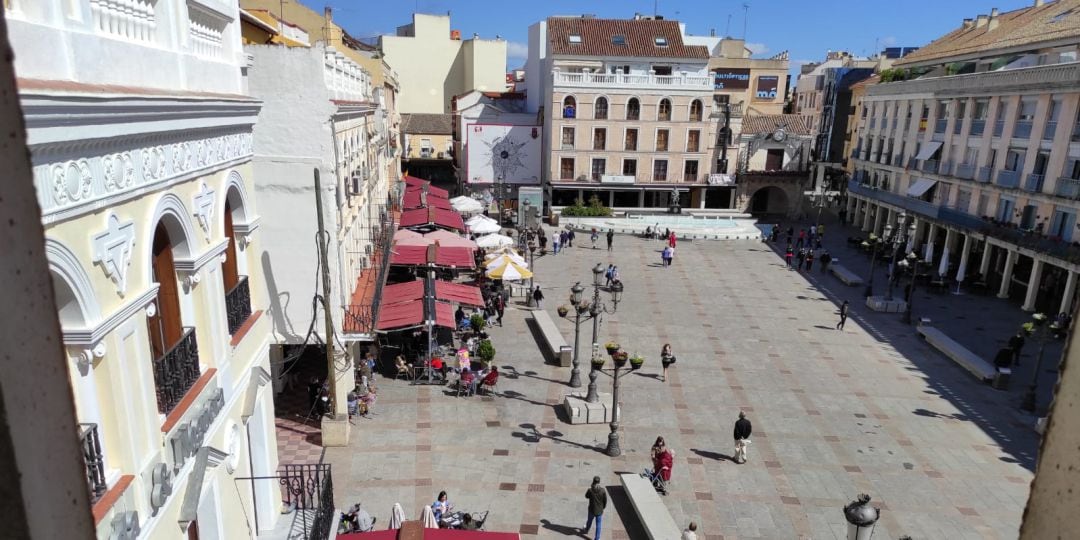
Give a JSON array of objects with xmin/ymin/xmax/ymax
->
[
  {"xmin": 395, "ymin": 355, "xmax": 413, "ymax": 379},
  {"xmin": 479, "ymin": 366, "xmax": 499, "ymax": 394},
  {"xmin": 430, "ymin": 357, "xmax": 448, "ymax": 380},
  {"xmin": 432, "ymin": 491, "xmax": 453, "ymax": 523},
  {"xmin": 459, "ymin": 369, "xmax": 476, "ymax": 396}
]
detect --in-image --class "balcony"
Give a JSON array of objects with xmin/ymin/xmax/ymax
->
[
  {"xmin": 934, "ymin": 118, "xmax": 947, "ymax": 133},
  {"xmin": 977, "ymin": 166, "xmax": 993, "ymax": 183},
  {"xmin": 994, "ymin": 120, "xmax": 1004, "ymax": 137},
  {"xmin": 921, "ymin": 160, "xmax": 940, "ymax": 174},
  {"xmin": 848, "ymin": 179, "xmax": 985, "ymax": 229},
  {"xmin": 225, "ymin": 276, "xmax": 252, "ymax": 335},
  {"xmin": 970, "ymin": 119, "xmax": 985, "ymax": 136},
  {"xmin": 955, "ymin": 163, "xmax": 975, "ymax": 179},
  {"xmin": 867, "ymin": 62, "xmax": 1080, "ymax": 98},
  {"xmin": 257, "ymin": 464, "xmax": 336, "ymax": 540},
  {"xmin": 892, "ymin": 154, "xmax": 903, "ymax": 166},
  {"xmin": 891, "ymin": 118, "xmax": 898, "ymax": 130},
  {"xmin": 939, "ymin": 161, "xmax": 953, "ymax": 176},
  {"xmin": 553, "ymin": 70, "xmax": 712, "ymax": 91},
  {"xmin": 1013, "ymin": 121, "xmax": 1033, "ymax": 139},
  {"xmin": 869, "ymin": 118, "xmax": 877, "ymax": 129},
  {"xmin": 953, "ymin": 121, "xmax": 963, "ymax": 135},
  {"xmin": 1024, "ymin": 173, "xmax": 1045, "ymax": 193},
  {"xmin": 153, "ymin": 328, "xmax": 200, "ymax": 415},
  {"xmin": 1043, "ymin": 121, "xmax": 1057, "ymax": 140},
  {"xmin": 1056, "ymin": 177, "xmax": 1080, "ymax": 200},
  {"xmin": 997, "ymin": 169, "xmax": 1021, "ymax": 189},
  {"xmin": 79, "ymin": 423, "xmax": 107, "ymax": 504}
]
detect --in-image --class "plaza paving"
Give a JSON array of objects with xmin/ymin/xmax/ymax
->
[{"xmin": 326, "ymin": 223, "xmax": 1041, "ymax": 539}]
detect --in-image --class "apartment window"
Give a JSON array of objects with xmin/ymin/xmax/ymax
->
[
  {"xmin": 717, "ymin": 127, "xmax": 731, "ymax": 147},
  {"xmin": 658, "ymin": 98, "xmax": 672, "ymax": 121},
  {"xmin": 591, "ymin": 158, "xmax": 606, "ymax": 181},
  {"xmin": 626, "ymin": 98, "xmax": 640, "ymax": 120},
  {"xmin": 974, "ymin": 99, "xmax": 989, "ymax": 119},
  {"xmin": 921, "ymin": 104, "xmax": 930, "ymax": 120},
  {"xmin": 964, "ymin": 147, "xmax": 978, "ymax": 165},
  {"xmin": 593, "ymin": 128, "xmax": 606, "ymax": 150},
  {"xmin": 1005, "ymin": 149, "xmax": 1024, "ymax": 171},
  {"xmin": 595, "ymin": 97, "xmax": 609, "ymax": 120},
  {"xmin": 686, "ymin": 130, "xmax": 701, "ymax": 152},
  {"xmin": 624, "ymin": 128, "xmax": 638, "ymax": 151},
  {"xmin": 766, "ymin": 149, "xmax": 784, "ymax": 170},
  {"xmin": 684, "ymin": 160, "xmax": 699, "ymax": 182},
  {"xmin": 653, "ymin": 159, "xmax": 668, "ymax": 181},
  {"xmin": 653, "ymin": 66, "xmax": 673, "ymax": 76},
  {"xmin": 1018, "ymin": 99, "xmax": 1037, "ymax": 121},
  {"xmin": 998, "ymin": 197, "xmax": 1016, "ymax": 222},
  {"xmin": 561, "ymin": 127, "xmax": 575, "ymax": 149},
  {"xmin": 936, "ymin": 100, "xmax": 949, "ymax": 119},
  {"xmin": 622, "ymin": 159, "xmax": 637, "ymax": 176},
  {"xmin": 1070, "ymin": 159, "xmax": 1080, "ymax": 180},
  {"xmin": 689, "ymin": 99, "xmax": 703, "ymax": 121},
  {"xmin": 1050, "ymin": 209, "xmax": 1076, "ymax": 241},
  {"xmin": 562, "ymin": 96, "xmax": 577, "ymax": 118},
  {"xmin": 714, "ymin": 94, "xmax": 730, "ymax": 105},
  {"xmin": 655, "ymin": 129, "xmax": 669, "ymax": 151},
  {"xmin": 560, "ymin": 158, "xmax": 575, "ymax": 180},
  {"xmin": 612, "ymin": 35, "xmax": 626, "ymax": 46},
  {"xmin": 609, "ymin": 64, "xmax": 630, "ymax": 75},
  {"xmin": 977, "ymin": 193, "xmax": 989, "ymax": 216}
]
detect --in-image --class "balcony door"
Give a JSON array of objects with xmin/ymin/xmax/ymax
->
[
  {"xmin": 149, "ymin": 223, "xmax": 183, "ymax": 360},
  {"xmin": 223, "ymin": 201, "xmax": 239, "ymax": 292}
]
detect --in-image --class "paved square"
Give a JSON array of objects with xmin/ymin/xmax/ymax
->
[{"xmin": 326, "ymin": 228, "xmax": 1038, "ymax": 539}]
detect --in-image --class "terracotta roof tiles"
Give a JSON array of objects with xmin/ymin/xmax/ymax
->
[
  {"xmin": 741, "ymin": 114, "xmax": 813, "ymax": 136},
  {"xmin": 547, "ymin": 17, "xmax": 709, "ymax": 59}
]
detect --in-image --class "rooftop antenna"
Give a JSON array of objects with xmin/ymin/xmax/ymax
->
[
  {"xmin": 725, "ymin": 14, "xmax": 731, "ymax": 37},
  {"xmin": 741, "ymin": 3, "xmax": 749, "ymax": 40},
  {"xmin": 654, "ymin": 0, "xmax": 658, "ymax": 17}
]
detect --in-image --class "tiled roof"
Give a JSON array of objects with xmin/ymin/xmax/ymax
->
[
  {"xmin": 401, "ymin": 113, "xmax": 453, "ymax": 135},
  {"xmin": 897, "ymin": 0, "xmax": 1080, "ymax": 66},
  {"xmin": 547, "ymin": 17, "xmax": 709, "ymax": 59},
  {"xmin": 741, "ymin": 114, "xmax": 813, "ymax": 136}
]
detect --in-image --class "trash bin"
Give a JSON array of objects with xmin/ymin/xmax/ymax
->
[
  {"xmin": 558, "ymin": 345, "xmax": 573, "ymax": 367},
  {"xmin": 993, "ymin": 368, "xmax": 1011, "ymax": 390}
]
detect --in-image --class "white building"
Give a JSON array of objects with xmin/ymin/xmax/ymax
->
[
  {"xmin": 5, "ymin": 0, "xmax": 282, "ymax": 538},
  {"xmin": 452, "ymin": 90, "xmax": 542, "ymax": 203},
  {"xmin": 847, "ymin": 0, "xmax": 1080, "ymax": 315}
]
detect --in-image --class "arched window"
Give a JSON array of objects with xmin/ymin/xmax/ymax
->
[
  {"xmin": 223, "ymin": 195, "xmax": 252, "ymax": 335},
  {"xmin": 147, "ymin": 217, "xmax": 200, "ymax": 415},
  {"xmin": 626, "ymin": 98, "xmax": 640, "ymax": 120},
  {"xmin": 595, "ymin": 97, "xmax": 608, "ymax": 120},
  {"xmin": 562, "ymin": 96, "xmax": 577, "ymax": 119},
  {"xmin": 689, "ymin": 99, "xmax": 703, "ymax": 121},
  {"xmin": 658, "ymin": 98, "xmax": 672, "ymax": 121}
]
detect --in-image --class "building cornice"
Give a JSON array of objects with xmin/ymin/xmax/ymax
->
[
  {"xmin": 866, "ymin": 61, "xmax": 1080, "ymax": 98},
  {"xmin": 174, "ymin": 238, "xmax": 230, "ymax": 274},
  {"xmin": 62, "ymin": 285, "xmax": 159, "ymax": 347}
]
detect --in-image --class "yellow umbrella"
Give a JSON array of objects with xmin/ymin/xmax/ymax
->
[
  {"xmin": 485, "ymin": 253, "xmax": 528, "ymax": 269},
  {"xmin": 485, "ymin": 260, "xmax": 534, "ymax": 281}
]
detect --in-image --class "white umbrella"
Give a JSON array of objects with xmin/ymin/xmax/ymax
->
[
  {"xmin": 466, "ymin": 214, "xmax": 497, "ymax": 228},
  {"xmin": 450, "ymin": 196, "xmax": 483, "ymax": 214},
  {"xmin": 389, "ymin": 503, "xmax": 405, "ymax": 529},
  {"xmin": 476, "ymin": 233, "xmax": 514, "ymax": 249},
  {"xmin": 485, "ymin": 253, "xmax": 528, "ymax": 269},
  {"xmin": 420, "ymin": 505, "xmax": 438, "ymax": 528},
  {"xmin": 469, "ymin": 219, "xmax": 502, "ymax": 235}
]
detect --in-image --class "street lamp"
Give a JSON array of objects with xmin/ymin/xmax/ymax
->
[
  {"xmin": 843, "ymin": 494, "xmax": 880, "ymax": 540},
  {"xmin": 884, "ymin": 213, "xmax": 913, "ymax": 301},
  {"xmin": 558, "ymin": 282, "xmax": 588, "ymax": 388},
  {"xmin": 901, "ymin": 251, "xmax": 920, "ymax": 324},
  {"xmin": 1021, "ymin": 313, "xmax": 1052, "ymax": 413},
  {"xmin": 863, "ymin": 233, "xmax": 883, "ymax": 298},
  {"xmin": 527, "ymin": 238, "xmax": 537, "ymax": 291},
  {"xmin": 584, "ymin": 263, "xmax": 623, "ymax": 403},
  {"xmin": 590, "ymin": 345, "xmax": 643, "ymax": 457}
]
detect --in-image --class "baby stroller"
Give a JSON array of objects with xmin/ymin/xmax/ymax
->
[
  {"xmin": 641, "ymin": 468, "xmax": 669, "ymax": 496},
  {"xmin": 338, "ymin": 503, "xmax": 376, "ymax": 533}
]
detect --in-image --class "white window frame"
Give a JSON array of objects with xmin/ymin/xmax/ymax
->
[{"xmin": 654, "ymin": 127, "xmax": 670, "ymax": 152}]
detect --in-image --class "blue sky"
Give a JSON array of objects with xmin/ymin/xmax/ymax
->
[{"xmin": 301, "ymin": 0, "xmax": 1037, "ymax": 74}]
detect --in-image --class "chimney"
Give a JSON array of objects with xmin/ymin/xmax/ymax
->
[
  {"xmin": 988, "ymin": 7, "xmax": 1000, "ymax": 30},
  {"xmin": 975, "ymin": 14, "xmax": 988, "ymax": 27},
  {"xmin": 962, "ymin": 18, "xmax": 974, "ymax": 29},
  {"xmin": 1034, "ymin": 0, "xmax": 1045, "ymax": 5}
]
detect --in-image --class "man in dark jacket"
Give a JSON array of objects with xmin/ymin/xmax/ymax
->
[
  {"xmin": 733, "ymin": 412, "xmax": 752, "ymax": 464},
  {"xmin": 583, "ymin": 476, "xmax": 607, "ymax": 540},
  {"xmin": 1009, "ymin": 331, "xmax": 1026, "ymax": 366},
  {"xmin": 606, "ymin": 229, "xmax": 614, "ymax": 251}
]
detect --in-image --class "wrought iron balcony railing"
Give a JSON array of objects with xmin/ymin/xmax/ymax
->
[
  {"xmin": 1056, "ymin": 177, "xmax": 1080, "ymax": 200},
  {"xmin": 278, "ymin": 464, "xmax": 335, "ymax": 540},
  {"xmin": 1024, "ymin": 173, "xmax": 1046, "ymax": 193},
  {"xmin": 977, "ymin": 166, "xmax": 993, "ymax": 183},
  {"xmin": 153, "ymin": 327, "xmax": 200, "ymax": 415},
  {"xmin": 1043, "ymin": 121, "xmax": 1057, "ymax": 141},
  {"xmin": 921, "ymin": 160, "xmax": 940, "ymax": 174},
  {"xmin": 997, "ymin": 169, "xmax": 1021, "ymax": 189},
  {"xmin": 970, "ymin": 119, "xmax": 985, "ymax": 136},
  {"xmin": 225, "ymin": 276, "xmax": 251, "ymax": 335},
  {"xmin": 955, "ymin": 163, "xmax": 975, "ymax": 179},
  {"xmin": 1013, "ymin": 120, "xmax": 1033, "ymax": 139},
  {"xmin": 79, "ymin": 423, "xmax": 107, "ymax": 503}
]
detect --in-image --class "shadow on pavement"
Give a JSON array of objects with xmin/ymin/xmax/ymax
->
[{"xmin": 605, "ymin": 485, "xmax": 648, "ymax": 540}]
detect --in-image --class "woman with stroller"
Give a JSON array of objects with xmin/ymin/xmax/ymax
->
[{"xmin": 647, "ymin": 436, "xmax": 674, "ymax": 495}]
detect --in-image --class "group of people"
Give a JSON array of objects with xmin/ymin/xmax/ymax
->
[
  {"xmin": 603, "ymin": 264, "xmax": 622, "ymax": 288},
  {"xmin": 551, "ymin": 227, "xmax": 576, "ymax": 254},
  {"xmin": 659, "ymin": 230, "xmax": 677, "ymax": 267},
  {"xmin": 784, "ymin": 244, "xmax": 830, "ymax": 272}
]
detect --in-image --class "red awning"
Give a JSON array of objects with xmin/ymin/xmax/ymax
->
[
  {"xmin": 399, "ymin": 207, "xmax": 464, "ymax": 231},
  {"xmin": 434, "ymin": 281, "xmax": 483, "ymax": 306},
  {"xmin": 404, "ymin": 175, "xmax": 450, "ymax": 198},
  {"xmin": 432, "ymin": 207, "xmax": 464, "ymax": 230},
  {"xmin": 399, "ymin": 208, "xmax": 432, "ymax": 228},
  {"xmin": 424, "ymin": 229, "xmax": 477, "ymax": 249},
  {"xmin": 403, "ymin": 190, "xmax": 451, "ymax": 210},
  {"xmin": 375, "ymin": 300, "xmax": 424, "ymax": 331},
  {"xmin": 390, "ymin": 245, "xmax": 475, "ymax": 268},
  {"xmin": 390, "ymin": 245, "xmax": 430, "ymax": 266},
  {"xmin": 434, "ymin": 301, "xmax": 455, "ymax": 329},
  {"xmin": 403, "ymin": 175, "xmax": 427, "ymax": 187},
  {"xmin": 435, "ymin": 246, "xmax": 475, "ymax": 268},
  {"xmin": 381, "ymin": 281, "xmax": 424, "ymax": 305}
]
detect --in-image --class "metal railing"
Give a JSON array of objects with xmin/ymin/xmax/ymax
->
[
  {"xmin": 79, "ymin": 423, "xmax": 107, "ymax": 504},
  {"xmin": 977, "ymin": 166, "xmax": 993, "ymax": 183},
  {"xmin": 934, "ymin": 118, "xmax": 947, "ymax": 133},
  {"xmin": 1043, "ymin": 121, "xmax": 1057, "ymax": 140},
  {"xmin": 954, "ymin": 120, "xmax": 963, "ymax": 135},
  {"xmin": 1013, "ymin": 120, "xmax": 1033, "ymax": 139},
  {"xmin": 1024, "ymin": 173, "xmax": 1046, "ymax": 193},
  {"xmin": 994, "ymin": 120, "xmax": 1004, "ymax": 137},
  {"xmin": 997, "ymin": 169, "xmax": 1021, "ymax": 188},
  {"xmin": 153, "ymin": 327, "xmax": 200, "ymax": 415},
  {"xmin": 1056, "ymin": 177, "xmax": 1080, "ymax": 200},
  {"xmin": 939, "ymin": 161, "xmax": 953, "ymax": 176},
  {"xmin": 955, "ymin": 163, "xmax": 975, "ymax": 179},
  {"xmin": 553, "ymin": 71, "xmax": 712, "ymax": 90},
  {"xmin": 970, "ymin": 119, "xmax": 985, "ymax": 136},
  {"xmin": 867, "ymin": 62, "xmax": 1080, "ymax": 97},
  {"xmin": 278, "ymin": 464, "xmax": 335, "ymax": 540},
  {"xmin": 225, "ymin": 276, "xmax": 251, "ymax": 335}
]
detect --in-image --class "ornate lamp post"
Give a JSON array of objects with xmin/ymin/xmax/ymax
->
[
  {"xmin": 843, "ymin": 494, "xmax": 880, "ymax": 540},
  {"xmin": 558, "ymin": 282, "xmax": 588, "ymax": 388},
  {"xmin": 527, "ymin": 238, "xmax": 537, "ymax": 291},
  {"xmin": 885, "ymin": 214, "xmax": 915, "ymax": 301},
  {"xmin": 863, "ymin": 233, "xmax": 882, "ymax": 298},
  {"xmin": 589, "ymin": 344, "xmax": 644, "ymax": 457},
  {"xmin": 1021, "ymin": 313, "xmax": 1052, "ymax": 413},
  {"xmin": 584, "ymin": 263, "xmax": 623, "ymax": 403},
  {"xmin": 900, "ymin": 251, "xmax": 920, "ymax": 324}
]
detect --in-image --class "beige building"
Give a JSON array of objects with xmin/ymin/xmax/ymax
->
[
  {"xmin": 381, "ymin": 13, "xmax": 508, "ymax": 114},
  {"xmin": 528, "ymin": 15, "xmax": 722, "ymax": 208},
  {"xmin": 847, "ymin": 0, "xmax": 1080, "ymax": 319},
  {"xmin": 843, "ymin": 75, "xmax": 878, "ymax": 175},
  {"xmin": 401, "ymin": 113, "xmax": 456, "ymax": 184}
]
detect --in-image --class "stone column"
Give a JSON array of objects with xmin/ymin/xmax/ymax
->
[
  {"xmin": 979, "ymin": 239, "xmax": 994, "ymax": 276},
  {"xmin": 955, "ymin": 234, "xmax": 974, "ymax": 284},
  {"xmin": 938, "ymin": 228, "xmax": 957, "ymax": 277},
  {"xmin": 638, "ymin": 190, "xmax": 645, "ymax": 208},
  {"xmin": 1022, "ymin": 258, "xmax": 1045, "ymax": 311},
  {"xmin": 998, "ymin": 249, "xmax": 1017, "ymax": 299},
  {"xmin": 872, "ymin": 205, "xmax": 884, "ymax": 236},
  {"xmin": 1060, "ymin": 270, "xmax": 1078, "ymax": 315},
  {"xmin": 862, "ymin": 202, "xmax": 874, "ymax": 231},
  {"xmin": 923, "ymin": 223, "xmax": 937, "ymax": 264},
  {"xmin": 907, "ymin": 218, "xmax": 919, "ymax": 253}
]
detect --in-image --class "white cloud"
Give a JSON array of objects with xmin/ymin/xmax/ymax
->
[
  {"xmin": 506, "ymin": 41, "xmax": 529, "ymax": 60},
  {"xmin": 745, "ymin": 42, "xmax": 769, "ymax": 56}
]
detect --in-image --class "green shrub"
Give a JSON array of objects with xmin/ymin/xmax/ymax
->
[
  {"xmin": 477, "ymin": 339, "xmax": 496, "ymax": 363},
  {"xmin": 469, "ymin": 313, "xmax": 486, "ymax": 334},
  {"xmin": 560, "ymin": 195, "xmax": 613, "ymax": 217}
]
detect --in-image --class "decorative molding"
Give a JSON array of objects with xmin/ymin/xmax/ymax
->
[
  {"xmin": 240, "ymin": 366, "xmax": 271, "ymax": 424},
  {"xmin": 62, "ymin": 285, "xmax": 159, "ymax": 347},
  {"xmin": 174, "ymin": 238, "xmax": 229, "ymax": 273},
  {"xmin": 71, "ymin": 343, "xmax": 106, "ymax": 374},
  {"xmin": 45, "ymin": 238, "xmax": 102, "ymax": 323},
  {"xmin": 108, "ymin": 510, "xmax": 141, "ymax": 540},
  {"xmin": 193, "ymin": 182, "xmax": 216, "ymax": 241},
  {"xmin": 92, "ymin": 214, "xmax": 137, "ymax": 296}
]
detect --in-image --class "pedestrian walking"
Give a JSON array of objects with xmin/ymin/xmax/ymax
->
[
  {"xmin": 668, "ymin": 231, "xmax": 677, "ymax": 248},
  {"xmin": 662, "ymin": 246, "xmax": 672, "ymax": 267},
  {"xmin": 805, "ymin": 250, "xmax": 815, "ymax": 272},
  {"xmin": 818, "ymin": 223, "xmax": 825, "ymax": 239},
  {"xmin": 733, "ymin": 411, "xmax": 752, "ymax": 464},
  {"xmin": 837, "ymin": 300, "xmax": 849, "ymax": 330},
  {"xmin": 590, "ymin": 228, "xmax": 599, "ymax": 249},
  {"xmin": 611, "ymin": 266, "xmax": 620, "ymax": 286},
  {"xmin": 1009, "ymin": 331, "xmax": 1026, "ymax": 366},
  {"xmin": 660, "ymin": 343, "xmax": 675, "ymax": 382},
  {"xmin": 819, "ymin": 250, "xmax": 832, "ymax": 273},
  {"xmin": 605, "ymin": 264, "xmax": 614, "ymax": 287},
  {"xmin": 769, "ymin": 224, "xmax": 779, "ymax": 243},
  {"xmin": 668, "ymin": 246, "xmax": 676, "ymax": 265},
  {"xmin": 552, "ymin": 234, "xmax": 560, "ymax": 255},
  {"xmin": 785, "ymin": 226, "xmax": 794, "ymax": 245},
  {"xmin": 681, "ymin": 522, "xmax": 699, "ymax": 540},
  {"xmin": 532, "ymin": 286, "xmax": 544, "ymax": 309},
  {"xmin": 784, "ymin": 244, "xmax": 794, "ymax": 267},
  {"xmin": 810, "ymin": 224, "xmax": 817, "ymax": 240},
  {"xmin": 606, "ymin": 229, "xmax": 614, "ymax": 251},
  {"xmin": 796, "ymin": 248, "xmax": 807, "ymax": 270},
  {"xmin": 538, "ymin": 232, "xmax": 547, "ymax": 254},
  {"xmin": 583, "ymin": 476, "xmax": 607, "ymax": 540},
  {"xmin": 796, "ymin": 229, "xmax": 806, "ymax": 249},
  {"xmin": 495, "ymin": 294, "xmax": 505, "ymax": 327}
]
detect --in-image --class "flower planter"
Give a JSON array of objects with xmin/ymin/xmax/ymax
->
[
  {"xmin": 557, "ymin": 306, "xmax": 569, "ymax": 318},
  {"xmin": 591, "ymin": 358, "xmax": 606, "ymax": 369},
  {"xmin": 604, "ymin": 343, "xmax": 621, "ymax": 355},
  {"xmin": 612, "ymin": 351, "xmax": 629, "ymax": 368},
  {"xmin": 629, "ymin": 356, "xmax": 645, "ymax": 370}
]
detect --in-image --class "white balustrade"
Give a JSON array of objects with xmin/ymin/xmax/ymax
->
[
  {"xmin": 868, "ymin": 62, "xmax": 1080, "ymax": 98},
  {"xmin": 552, "ymin": 70, "xmax": 711, "ymax": 91},
  {"xmin": 89, "ymin": 0, "xmax": 157, "ymax": 43},
  {"xmin": 324, "ymin": 47, "xmax": 372, "ymax": 102}
]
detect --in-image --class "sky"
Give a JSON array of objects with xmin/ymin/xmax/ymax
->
[{"xmin": 298, "ymin": 0, "xmax": 1040, "ymax": 75}]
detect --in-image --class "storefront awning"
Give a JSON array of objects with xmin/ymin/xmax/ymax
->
[
  {"xmin": 404, "ymin": 190, "xmax": 451, "ymax": 210},
  {"xmin": 399, "ymin": 207, "xmax": 464, "ymax": 231},
  {"xmin": 434, "ymin": 281, "xmax": 484, "ymax": 307},
  {"xmin": 381, "ymin": 280, "xmax": 425, "ymax": 305},
  {"xmin": 376, "ymin": 300, "xmax": 425, "ymax": 331},
  {"xmin": 906, "ymin": 178, "xmax": 937, "ymax": 198},
  {"xmin": 390, "ymin": 245, "xmax": 476, "ymax": 268},
  {"xmin": 913, "ymin": 141, "xmax": 943, "ymax": 161},
  {"xmin": 434, "ymin": 301, "xmax": 455, "ymax": 329}
]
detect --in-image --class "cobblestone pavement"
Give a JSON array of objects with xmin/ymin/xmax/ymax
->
[{"xmin": 326, "ymin": 228, "xmax": 1038, "ymax": 539}]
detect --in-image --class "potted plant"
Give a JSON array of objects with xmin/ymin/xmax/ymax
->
[
  {"xmin": 612, "ymin": 350, "xmax": 629, "ymax": 367},
  {"xmin": 477, "ymin": 339, "xmax": 496, "ymax": 366},
  {"xmin": 557, "ymin": 305, "xmax": 570, "ymax": 318},
  {"xmin": 470, "ymin": 313, "xmax": 486, "ymax": 335},
  {"xmin": 604, "ymin": 341, "xmax": 621, "ymax": 355},
  {"xmin": 591, "ymin": 356, "xmax": 606, "ymax": 369},
  {"xmin": 629, "ymin": 353, "xmax": 645, "ymax": 370}
]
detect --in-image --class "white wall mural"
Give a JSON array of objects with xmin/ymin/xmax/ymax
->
[{"xmin": 465, "ymin": 124, "xmax": 541, "ymax": 185}]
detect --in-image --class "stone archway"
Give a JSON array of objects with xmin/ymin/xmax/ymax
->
[{"xmin": 749, "ymin": 186, "xmax": 789, "ymax": 215}]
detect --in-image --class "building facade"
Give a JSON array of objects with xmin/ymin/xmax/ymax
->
[
  {"xmin": 846, "ymin": 0, "xmax": 1080, "ymax": 316},
  {"xmin": 452, "ymin": 90, "xmax": 542, "ymax": 207},
  {"xmin": 5, "ymin": 0, "xmax": 282, "ymax": 538},
  {"xmin": 402, "ymin": 113, "xmax": 456, "ymax": 184},
  {"xmin": 381, "ymin": 13, "xmax": 508, "ymax": 114},
  {"xmin": 528, "ymin": 15, "xmax": 724, "ymax": 209}
]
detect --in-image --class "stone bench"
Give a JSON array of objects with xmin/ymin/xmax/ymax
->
[
  {"xmin": 619, "ymin": 473, "xmax": 682, "ymax": 540},
  {"xmin": 530, "ymin": 310, "xmax": 571, "ymax": 367},
  {"xmin": 916, "ymin": 325, "xmax": 996, "ymax": 382},
  {"xmin": 830, "ymin": 263, "xmax": 864, "ymax": 286}
]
